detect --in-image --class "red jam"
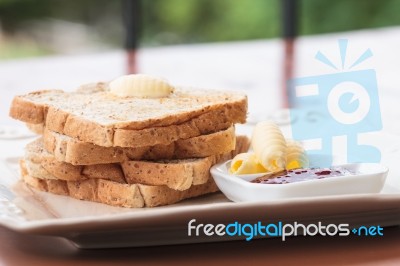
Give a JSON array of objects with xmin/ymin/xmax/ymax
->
[{"xmin": 251, "ymin": 167, "xmax": 355, "ymax": 184}]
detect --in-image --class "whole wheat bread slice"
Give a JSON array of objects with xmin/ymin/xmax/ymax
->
[
  {"xmin": 42, "ymin": 125, "xmax": 236, "ymax": 165},
  {"xmin": 26, "ymin": 122, "xmax": 44, "ymax": 134},
  {"xmin": 20, "ymin": 160, "xmax": 219, "ymax": 208},
  {"xmin": 10, "ymin": 82, "xmax": 247, "ymax": 147},
  {"xmin": 25, "ymin": 136, "xmax": 250, "ymax": 191}
]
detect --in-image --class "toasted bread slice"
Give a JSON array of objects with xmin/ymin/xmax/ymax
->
[
  {"xmin": 25, "ymin": 136, "xmax": 250, "ymax": 191},
  {"xmin": 20, "ymin": 160, "xmax": 219, "ymax": 208},
  {"xmin": 10, "ymin": 82, "xmax": 247, "ymax": 147},
  {"xmin": 41, "ymin": 125, "xmax": 236, "ymax": 165},
  {"xmin": 26, "ymin": 122, "xmax": 44, "ymax": 134}
]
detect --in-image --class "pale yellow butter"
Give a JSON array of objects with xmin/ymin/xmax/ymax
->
[
  {"xmin": 109, "ymin": 74, "xmax": 174, "ymax": 98},
  {"xmin": 230, "ymin": 153, "xmax": 267, "ymax": 174},
  {"xmin": 285, "ymin": 140, "xmax": 309, "ymax": 170},
  {"xmin": 251, "ymin": 121, "xmax": 287, "ymax": 172},
  {"xmin": 229, "ymin": 122, "xmax": 310, "ymax": 175}
]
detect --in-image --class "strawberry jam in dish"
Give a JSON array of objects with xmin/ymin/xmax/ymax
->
[{"xmin": 251, "ymin": 167, "xmax": 356, "ymax": 184}]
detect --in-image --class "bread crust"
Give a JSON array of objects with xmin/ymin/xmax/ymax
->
[
  {"xmin": 10, "ymin": 87, "xmax": 247, "ymax": 147},
  {"xmin": 20, "ymin": 160, "xmax": 219, "ymax": 208},
  {"xmin": 43, "ymin": 126, "xmax": 236, "ymax": 165},
  {"xmin": 25, "ymin": 136, "xmax": 250, "ymax": 191}
]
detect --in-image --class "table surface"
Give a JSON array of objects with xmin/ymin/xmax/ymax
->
[
  {"xmin": 0, "ymin": 225, "xmax": 399, "ymax": 266},
  {"xmin": 1, "ymin": 27, "xmax": 400, "ymax": 265}
]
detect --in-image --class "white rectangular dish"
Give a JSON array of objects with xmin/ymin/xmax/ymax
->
[{"xmin": 211, "ymin": 162, "xmax": 389, "ymax": 202}]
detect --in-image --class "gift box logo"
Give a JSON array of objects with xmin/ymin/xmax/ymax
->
[{"xmin": 289, "ymin": 39, "xmax": 382, "ymax": 167}]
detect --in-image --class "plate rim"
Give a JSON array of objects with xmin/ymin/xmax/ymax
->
[{"xmin": 2, "ymin": 189, "xmax": 400, "ymax": 234}]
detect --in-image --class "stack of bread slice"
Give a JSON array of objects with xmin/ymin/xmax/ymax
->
[{"xmin": 10, "ymin": 81, "xmax": 249, "ymax": 208}]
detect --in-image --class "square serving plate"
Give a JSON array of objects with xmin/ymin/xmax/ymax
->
[{"xmin": 1, "ymin": 127, "xmax": 400, "ymax": 249}]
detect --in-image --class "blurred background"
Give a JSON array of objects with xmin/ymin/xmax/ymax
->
[
  {"xmin": 1, "ymin": 0, "xmax": 400, "ymax": 60},
  {"xmin": 2, "ymin": 0, "xmax": 400, "ymax": 133}
]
